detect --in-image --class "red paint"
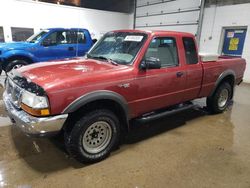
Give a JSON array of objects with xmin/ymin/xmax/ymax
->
[{"xmin": 18, "ymin": 30, "xmax": 246, "ymax": 118}]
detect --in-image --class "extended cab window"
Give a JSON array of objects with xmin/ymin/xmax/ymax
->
[
  {"xmin": 183, "ymin": 37, "xmax": 198, "ymax": 64},
  {"xmin": 66, "ymin": 31, "xmax": 86, "ymax": 44},
  {"xmin": 145, "ymin": 37, "xmax": 178, "ymax": 67}
]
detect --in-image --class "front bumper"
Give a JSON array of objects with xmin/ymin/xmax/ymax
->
[{"xmin": 3, "ymin": 91, "xmax": 68, "ymax": 137}]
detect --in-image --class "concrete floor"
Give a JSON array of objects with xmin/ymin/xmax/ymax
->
[{"xmin": 0, "ymin": 78, "xmax": 250, "ymax": 187}]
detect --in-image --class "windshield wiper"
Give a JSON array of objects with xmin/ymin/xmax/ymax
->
[
  {"xmin": 86, "ymin": 52, "xmax": 92, "ymax": 58},
  {"xmin": 96, "ymin": 56, "xmax": 118, "ymax": 66},
  {"xmin": 86, "ymin": 54, "xmax": 118, "ymax": 66}
]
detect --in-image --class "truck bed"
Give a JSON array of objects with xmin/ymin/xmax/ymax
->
[{"xmin": 199, "ymin": 56, "xmax": 246, "ymax": 97}]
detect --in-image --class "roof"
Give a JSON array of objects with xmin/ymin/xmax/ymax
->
[
  {"xmin": 45, "ymin": 28, "xmax": 89, "ymax": 31},
  {"xmin": 111, "ymin": 29, "xmax": 195, "ymax": 37}
]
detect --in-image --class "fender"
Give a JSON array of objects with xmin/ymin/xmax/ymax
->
[
  {"xmin": 209, "ymin": 69, "xmax": 236, "ymax": 97},
  {"xmin": 2, "ymin": 50, "xmax": 37, "ymax": 62},
  {"xmin": 63, "ymin": 90, "xmax": 130, "ymax": 120}
]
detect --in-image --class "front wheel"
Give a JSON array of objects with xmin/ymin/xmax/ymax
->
[
  {"xmin": 64, "ymin": 109, "xmax": 120, "ymax": 163},
  {"xmin": 206, "ymin": 82, "xmax": 232, "ymax": 114},
  {"xmin": 5, "ymin": 59, "xmax": 28, "ymax": 73}
]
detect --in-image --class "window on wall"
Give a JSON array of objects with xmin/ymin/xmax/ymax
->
[
  {"xmin": 11, "ymin": 27, "xmax": 34, "ymax": 42},
  {"xmin": 37, "ymin": 0, "xmax": 81, "ymax": 6},
  {"xmin": 0, "ymin": 27, "xmax": 4, "ymax": 42}
]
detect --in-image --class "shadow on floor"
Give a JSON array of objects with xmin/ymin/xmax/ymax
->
[
  {"xmin": 124, "ymin": 107, "xmax": 208, "ymax": 144},
  {"xmin": 10, "ymin": 126, "xmax": 86, "ymax": 172}
]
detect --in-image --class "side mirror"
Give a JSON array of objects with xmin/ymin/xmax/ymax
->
[
  {"xmin": 140, "ymin": 57, "xmax": 161, "ymax": 70},
  {"xmin": 92, "ymin": 39, "xmax": 97, "ymax": 44}
]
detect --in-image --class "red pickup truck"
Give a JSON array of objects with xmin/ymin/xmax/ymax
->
[{"xmin": 3, "ymin": 30, "xmax": 246, "ymax": 163}]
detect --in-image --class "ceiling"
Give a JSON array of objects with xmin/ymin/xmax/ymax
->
[{"xmin": 38, "ymin": 0, "xmax": 134, "ymax": 13}]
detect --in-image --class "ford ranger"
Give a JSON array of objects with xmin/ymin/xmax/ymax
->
[
  {"xmin": 3, "ymin": 30, "xmax": 246, "ymax": 163},
  {"xmin": 0, "ymin": 28, "xmax": 93, "ymax": 74}
]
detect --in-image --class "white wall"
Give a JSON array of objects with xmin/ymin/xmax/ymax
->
[
  {"xmin": 200, "ymin": 3, "xmax": 250, "ymax": 83},
  {"xmin": 0, "ymin": 0, "xmax": 133, "ymax": 41}
]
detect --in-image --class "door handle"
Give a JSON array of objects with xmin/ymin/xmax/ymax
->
[
  {"xmin": 68, "ymin": 47, "xmax": 74, "ymax": 51},
  {"xmin": 176, "ymin": 71, "xmax": 184, "ymax": 77}
]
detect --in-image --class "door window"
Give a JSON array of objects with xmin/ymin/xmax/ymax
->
[
  {"xmin": 145, "ymin": 37, "xmax": 179, "ymax": 67},
  {"xmin": 44, "ymin": 30, "xmax": 86, "ymax": 45},
  {"xmin": 182, "ymin": 37, "xmax": 198, "ymax": 64}
]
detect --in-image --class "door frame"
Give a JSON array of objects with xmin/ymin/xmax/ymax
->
[{"xmin": 218, "ymin": 26, "xmax": 248, "ymax": 55}]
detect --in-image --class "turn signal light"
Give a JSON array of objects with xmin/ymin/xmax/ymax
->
[{"xmin": 21, "ymin": 103, "xmax": 50, "ymax": 116}]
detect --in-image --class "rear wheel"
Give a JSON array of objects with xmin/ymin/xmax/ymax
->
[
  {"xmin": 206, "ymin": 82, "xmax": 232, "ymax": 114},
  {"xmin": 5, "ymin": 59, "xmax": 28, "ymax": 73},
  {"xmin": 64, "ymin": 109, "xmax": 120, "ymax": 163}
]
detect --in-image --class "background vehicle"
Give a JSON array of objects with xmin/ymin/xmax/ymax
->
[
  {"xmin": 0, "ymin": 28, "xmax": 93, "ymax": 74},
  {"xmin": 3, "ymin": 30, "xmax": 246, "ymax": 163}
]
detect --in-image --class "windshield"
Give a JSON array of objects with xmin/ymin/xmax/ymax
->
[
  {"xmin": 26, "ymin": 30, "xmax": 49, "ymax": 43},
  {"xmin": 87, "ymin": 32, "xmax": 148, "ymax": 65}
]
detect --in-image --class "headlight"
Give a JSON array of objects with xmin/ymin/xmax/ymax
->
[
  {"xmin": 21, "ymin": 90, "xmax": 50, "ymax": 116},
  {"xmin": 22, "ymin": 91, "xmax": 48, "ymax": 108}
]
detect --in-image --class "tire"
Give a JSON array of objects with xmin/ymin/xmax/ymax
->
[
  {"xmin": 64, "ymin": 109, "xmax": 120, "ymax": 163},
  {"xmin": 5, "ymin": 59, "xmax": 28, "ymax": 73},
  {"xmin": 206, "ymin": 82, "xmax": 232, "ymax": 114}
]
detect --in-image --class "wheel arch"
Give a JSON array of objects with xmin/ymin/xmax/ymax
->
[
  {"xmin": 63, "ymin": 90, "xmax": 130, "ymax": 133},
  {"xmin": 2, "ymin": 55, "xmax": 34, "ymax": 71},
  {"xmin": 209, "ymin": 70, "xmax": 236, "ymax": 98}
]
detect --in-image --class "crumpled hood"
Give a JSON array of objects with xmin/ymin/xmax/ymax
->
[
  {"xmin": 0, "ymin": 42, "xmax": 34, "ymax": 51},
  {"xmin": 16, "ymin": 58, "xmax": 130, "ymax": 91}
]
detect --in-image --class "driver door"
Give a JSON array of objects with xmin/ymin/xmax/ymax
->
[
  {"xmin": 36, "ymin": 30, "xmax": 77, "ymax": 62},
  {"xmin": 134, "ymin": 36, "xmax": 186, "ymax": 115}
]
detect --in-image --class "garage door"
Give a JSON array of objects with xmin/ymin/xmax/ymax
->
[{"xmin": 135, "ymin": 0, "xmax": 202, "ymax": 36}]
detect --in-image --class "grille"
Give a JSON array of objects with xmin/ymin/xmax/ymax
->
[{"xmin": 6, "ymin": 78, "xmax": 23, "ymax": 108}]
